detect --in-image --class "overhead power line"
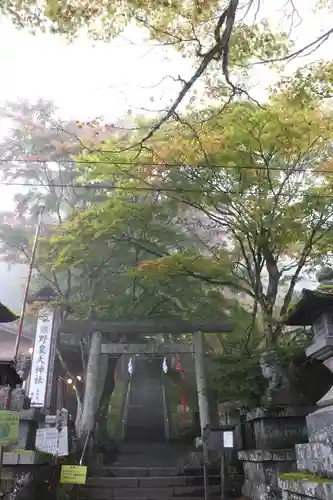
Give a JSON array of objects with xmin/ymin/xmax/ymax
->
[
  {"xmin": 0, "ymin": 179, "xmax": 333, "ymax": 199},
  {"xmin": 0, "ymin": 157, "xmax": 333, "ymax": 173}
]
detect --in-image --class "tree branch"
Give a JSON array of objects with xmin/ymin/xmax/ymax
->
[
  {"xmin": 255, "ymin": 27, "xmax": 333, "ymax": 65},
  {"xmin": 280, "ymin": 223, "xmax": 323, "ymax": 317},
  {"xmin": 242, "ymin": 298, "xmax": 258, "ymax": 354}
]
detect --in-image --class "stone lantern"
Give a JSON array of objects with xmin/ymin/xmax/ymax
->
[
  {"xmin": 278, "ymin": 267, "xmax": 333, "ymax": 499},
  {"xmin": 284, "ymin": 268, "xmax": 333, "ymax": 410}
]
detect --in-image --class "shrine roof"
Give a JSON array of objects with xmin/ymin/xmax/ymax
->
[
  {"xmin": 0, "ymin": 360, "xmax": 22, "ymax": 387},
  {"xmin": 28, "ymin": 285, "xmax": 58, "ymax": 303},
  {"xmin": 0, "ymin": 302, "xmax": 19, "ymax": 323},
  {"xmin": 283, "ymin": 288, "xmax": 333, "ymax": 326}
]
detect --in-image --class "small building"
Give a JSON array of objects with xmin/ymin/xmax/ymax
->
[
  {"xmin": 0, "ymin": 323, "xmax": 32, "ymax": 358},
  {"xmin": 0, "ymin": 302, "xmax": 30, "ymax": 358}
]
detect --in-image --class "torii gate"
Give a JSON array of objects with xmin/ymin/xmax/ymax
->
[{"xmin": 60, "ymin": 319, "xmax": 232, "ymax": 434}]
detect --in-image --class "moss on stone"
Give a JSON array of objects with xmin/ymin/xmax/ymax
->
[{"xmin": 280, "ymin": 472, "xmax": 333, "ymax": 484}]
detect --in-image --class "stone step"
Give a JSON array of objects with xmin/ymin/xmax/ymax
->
[
  {"xmin": 123, "ymin": 432, "xmax": 166, "ymax": 437},
  {"xmin": 82, "ymin": 485, "xmax": 221, "ymax": 499},
  {"xmin": 89, "ymin": 466, "xmax": 218, "ymax": 477},
  {"xmin": 113, "ymin": 450, "xmax": 188, "ymax": 460},
  {"xmin": 82, "ymin": 495, "xmax": 221, "ymax": 500},
  {"xmin": 112, "ymin": 459, "xmax": 184, "ymax": 465},
  {"xmin": 84, "ymin": 497, "xmax": 220, "ymax": 500},
  {"xmin": 125, "ymin": 424, "xmax": 165, "ymax": 429},
  {"xmin": 125, "ymin": 418, "xmax": 164, "ymax": 422},
  {"xmin": 122, "ymin": 435, "xmax": 166, "ymax": 440},
  {"xmin": 123, "ymin": 434, "xmax": 166, "ymax": 442},
  {"xmin": 126, "ymin": 412, "xmax": 164, "ymax": 417},
  {"xmin": 128, "ymin": 394, "xmax": 162, "ymax": 399},
  {"xmin": 111, "ymin": 461, "xmax": 182, "ymax": 467},
  {"xmin": 86, "ymin": 475, "xmax": 221, "ymax": 488},
  {"xmin": 125, "ymin": 421, "xmax": 165, "ymax": 426}
]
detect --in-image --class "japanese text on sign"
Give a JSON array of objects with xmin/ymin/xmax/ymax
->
[
  {"xmin": 35, "ymin": 427, "xmax": 69, "ymax": 456},
  {"xmin": 0, "ymin": 410, "xmax": 20, "ymax": 446},
  {"xmin": 28, "ymin": 308, "xmax": 54, "ymax": 408},
  {"xmin": 60, "ymin": 465, "xmax": 87, "ymax": 484}
]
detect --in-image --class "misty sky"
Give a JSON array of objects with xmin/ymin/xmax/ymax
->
[
  {"xmin": 0, "ymin": 0, "xmax": 331, "ymax": 208},
  {"xmin": 0, "ymin": 0, "xmax": 330, "ymax": 309}
]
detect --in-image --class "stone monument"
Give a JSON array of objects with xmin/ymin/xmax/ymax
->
[
  {"xmin": 279, "ymin": 267, "xmax": 333, "ymax": 499},
  {"xmin": 260, "ymin": 350, "xmax": 305, "ymax": 407}
]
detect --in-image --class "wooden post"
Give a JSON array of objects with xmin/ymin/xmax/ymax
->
[
  {"xmin": 193, "ymin": 331, "xmax": 210, "ymax": 434},
  {"xmin": 220, "ymin": 436, "xmax": 225, "ymax": 500},
  {"xmin": 13, "ymin": 207, "xmax": 44, "ymax": 363},
  {"xmin": 56, "ymin": 377, "xmax": 64, "ymax": 411}
]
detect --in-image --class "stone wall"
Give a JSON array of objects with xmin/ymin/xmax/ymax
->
[
  {"xmin": 239, "ymin": 449, "xmax": 296, "ymax": 500},
  {"xmin": 278, "ymin": 405, "xmax": 333, "ymax": 499},
  {"xmin": 1, "ymin": 461, "xmax": 59, "ymax": 500},
  {"xmin": 279, "ymin": 475, "xmax": 333, "ymax": 500}
]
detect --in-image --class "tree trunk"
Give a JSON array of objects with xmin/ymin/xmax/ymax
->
[
  {"xmin": 96, "ymin": 353, "xmax": 109, "ymax": 408},
  {"xmin": 77, "ymin": 330, "xmax": 102, "ymax": 447}
]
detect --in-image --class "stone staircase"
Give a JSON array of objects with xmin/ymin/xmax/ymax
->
[
  {"xmin": 79, "ymin": 356, "xmax": 221, "ymax": 499},
  {"xmin": 83, "ymin": 443, "xmax": 222, "ymax": 500},
  {"xmin": 124, "ymin": 358, "xmax": 166, "ymax": 442}
]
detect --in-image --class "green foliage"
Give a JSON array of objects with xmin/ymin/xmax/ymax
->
[
  {"xmin": 68, "ymin": 91, "xmax": 333, "ymax": 349},
  {"xmin": 3, "ymin": 68, "xmax": 333, "ymax": 407},
  {"xmin": 211, "ymin": 352, "xmax": 265, "ymax": 408},
  {"xmin": 211, "ymin": 338, "xmax": 312, "ymax": 408},
  {"xmin": 274, "ymin": 61, "xmax": 333, "ymax": 102},
  {"xmin": 2, "ymin": 0, "xmax": 288, "ymax": 56},
  {"xmin": 280, "ymin": 472, "xmax": 333, "ymax": 484},
  {"xmin": 0, "ymin": 102, "xmax": 254, "ymax": 341}
]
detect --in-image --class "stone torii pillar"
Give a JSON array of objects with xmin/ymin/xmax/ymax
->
[
  {"xmin": 193, "ymin": 331, "xmax": 210, "ymax": 433},
  {"xmin": 78, "ymin": 330, "xmax": 102, "ymax": 442}
]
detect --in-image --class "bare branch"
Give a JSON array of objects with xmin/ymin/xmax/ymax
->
[
  {"xmin": 279, "ymin": 213, "xmax": 333, "ymax": 317},
  {"xmin": 254, "ymin": 27, "xmax": 333, "ymax": 65}
]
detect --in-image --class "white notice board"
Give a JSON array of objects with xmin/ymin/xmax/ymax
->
[{"xmin": 35, "ymin": 427, "xmax": 69, "ymax": 456}]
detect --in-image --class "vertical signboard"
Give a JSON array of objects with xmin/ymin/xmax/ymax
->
[
  {"xmin": 28, "ymin": 307, "xmax": 55, "ymax": 408},
  {"xmin": 45, "ymin": 309, "xmax": 61, "ymax": 408}
]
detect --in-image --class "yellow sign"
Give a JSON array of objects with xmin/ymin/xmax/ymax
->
[
  {"xmin": 0, "ymin": 410, "xmax": 20, "ymax": 446},
  {"xmin": 60, "ymin": 465, "xmax": 87, "ymax": 485}
]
